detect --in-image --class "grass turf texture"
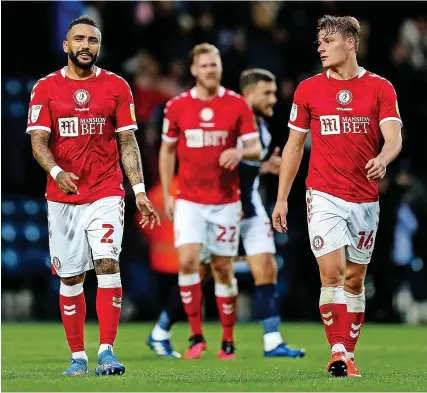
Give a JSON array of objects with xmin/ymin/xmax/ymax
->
[{"xmin": 2, "ymin": 322, "xmax": 426, "ymax": 391}]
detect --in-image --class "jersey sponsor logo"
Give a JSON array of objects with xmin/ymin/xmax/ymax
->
[
  {"xmin": 30, "ymin": 105, "xmax": 42, "ymax": 123},
  {"xmin": 184, "ymin": 129, "xmax": 204, "ymax": 148},
  {"xmin": 58, "ymin": 117, "xmax": 106, "ymax": 136},
  {"xmin": 336, "ymin": 89, "xmax": 353, "ymax": 106},
  {"xmin": 58, "ymin": 117, "xmax": 79, "ymax": 136},
  {"xmin": 320, "ymin": 115, "xmax": 340, "ymax": 135},
  {"xmin": 184, "ymin": 129, "xmax": 229, "ymax": 148},
  {"xmin": 290, "ymin": 103, "xmax": 298, "ymax": 122},
  {"xmin": 130, "ymin": 104, "xmax": 136, "ymax": 122},
  {"xmin": 73, "ymin": 89, "xmax": 90, "ymax": 105},
  {"xmin": 342, "ymin": 116, "xmax": 370, "ymax": 134}
]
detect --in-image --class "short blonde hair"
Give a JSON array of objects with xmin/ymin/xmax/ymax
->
[
  {"xmin": 317, "ymin": 15, "xmax": 361, "ymax": 51},
  {"xmin": 188, "ymin": 43, "xmax": 220, "ymax": 65}
]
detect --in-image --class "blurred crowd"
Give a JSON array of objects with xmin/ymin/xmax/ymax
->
[{"xmin": 2, "ymin": 1, "xmax": 427, "ymax": 324}]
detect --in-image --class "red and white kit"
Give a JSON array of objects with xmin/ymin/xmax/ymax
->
[
  {"xmin": 26, "ymin": 67, "xmax": 137, "ymax": 276},
  {"xmin": 288, "ymin": 68, "xmax": 402, "ymax": 263},
  {"xmin": 162, "ymin": 86, "xmax": 258, "ymax": 256}
]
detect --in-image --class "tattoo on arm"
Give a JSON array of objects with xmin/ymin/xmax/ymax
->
[
  {"xmin": 117, "ymin": 131, "xmax": 144, "ymax": 186},
  {"xmin": 94, "ymin": 258, "xmax": 120, "ymax": 274},
  {"xmin": 30, "ymin": 130, "xmax": 57, "ymax": 173}
]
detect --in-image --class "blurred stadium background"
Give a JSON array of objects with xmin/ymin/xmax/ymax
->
[{"xmin": 2, "ymin": 1, "xmax": 427, "ymax": 327}]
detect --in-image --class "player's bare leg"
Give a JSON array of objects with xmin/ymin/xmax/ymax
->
[
  {"xmin": 147, "ymin": 263, "xmax": 211, "ymax": 358},
  {"xmin": 317, "ymin": 248, "xmax": 349, "ymax": 377},
  {"xmin": 343, "ymin": 261, "xmax": 367, "ymax": 377},
  {"xmin": 211, "ymin": 256, "xmax": 238, "ymax": 359},
  {"xmin": 178, "ymin": 243, "xmax": 207, "ymax": 359},
  {"xmin": 94, "ymin": 258, "xmax": 125, "ymax": 376},
  {"xmin": 246, "ymin": 253, "xmax": 305, "ymax": 358},
  {"xmin": 60, "ymin": 272, "xmax": 89, "ymax": 376}
]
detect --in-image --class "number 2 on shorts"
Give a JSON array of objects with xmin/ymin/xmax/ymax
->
[{"xmin": 101, "ymin": 224, "xmax": 114, "ymax": 244}]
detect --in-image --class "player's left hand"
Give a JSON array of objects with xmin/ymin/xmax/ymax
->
[
  {"xmin": 136, "ymin": 193, "xmax": 161, "ymax": 229},
  {"xmin": 219, "ymin": 148, "xmax": 243, "ymax": 170},
  {"xmin": 260, "ymin": 147, "xmax": 281, "ymax": 175},
  {"xmin": 365, "ymin": 156, "xmax": 387, "ymax": 180}
]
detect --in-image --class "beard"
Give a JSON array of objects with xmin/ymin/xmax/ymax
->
[{"xmin": 68, "ymin": 50, "xmax": 98, "ymax": 70}]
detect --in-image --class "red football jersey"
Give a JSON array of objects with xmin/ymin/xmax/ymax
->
[
  {"xmin": 26, "ymin": 67, "xmax": 137, "ymax": 204},
  {"xmin": 162, "ymin": 86, "xmax": 258, "ymax": 204},
  {"xmin": 288, "ymin": 68, "xmax": 402, "ymax": 203}
]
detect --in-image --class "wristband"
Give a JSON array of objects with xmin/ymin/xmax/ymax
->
[
  {"xmin": 132, "ymin": 183, "xmax": 146, "ymax": 195},
  {"xmin": 50, "ymin": 166, "xmax": 63, "ymax": 180}
]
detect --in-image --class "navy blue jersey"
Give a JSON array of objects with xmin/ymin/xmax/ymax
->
[{"xmin": 239, "ymin": 116, "xmax": 272, "ymax": 219}]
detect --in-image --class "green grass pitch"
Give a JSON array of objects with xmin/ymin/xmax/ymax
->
[{"xmin": 2, "ymin": 322, "xmax": 426, "ymax": 391}]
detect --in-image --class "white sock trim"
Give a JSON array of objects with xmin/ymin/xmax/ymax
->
[
  {"xmin": 178, "ymin": 273, "xmax": 200, "ymax": 286},
  {"xmin": 215, "ymin": 278, "xmax": 238, "ymax": 297},
  {"xmin": 331, "ymin": 343, "xmax": 346, "ymax": 354},
  {"xmin": 98, "ymin": 344, "xmax": 113, "ymax": 355},
  {"xmin": 60, "ymin": 282, "xmax": 84, "ymax": 297},
  {"xmin": 97, "ymin": 273, "xmax": 122, "ymax": 288},
  {"xmin": 264, "ymin": 332, "xmax": 283, "ymax": 352},
  {"xmin": 344, "ymin": 290, "xmax": 366, "ymax": 313},
  {"xmin": 72, "ymin": 351, "xmax": 88, "ymax": 361},
  {"xmin": 152, "ymin": 324, "xmax": 171, "ymax": 340},
  {"xmin": 319, "ymin": 286, "xmax": 346, "ymax": 306}
]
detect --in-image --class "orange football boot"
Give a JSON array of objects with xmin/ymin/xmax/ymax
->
[
  {"xmin": 326, "ymin": 351, "xmax": 348, "ymax": 377},
  {"xmin": 347, "ymin": 358, "xmax": 361, "ymax": 377}
]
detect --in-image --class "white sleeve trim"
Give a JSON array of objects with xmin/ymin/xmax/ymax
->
[
  {"xmin": 161, "ymin": 134, "xmax": 178, "ymax": 142},
  {"xmin": 116, "ymin": 124, "xmax": 138, "ymax": 132},
  {"xmin": 379, "ymin": 117, "xmax": 403, "ymax": 127},
  {"xmin": 288, "ymin": 123, "xmax": 310, "ymax": 133},
  {"xmin": 240, "ymin": 132, "xmax": 259, "ymax": 141},
  {"xmin": 26, "ymin": 126, "xmax": 51, "ymax": 134}
]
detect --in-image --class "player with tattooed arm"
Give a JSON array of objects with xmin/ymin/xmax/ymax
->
[{"xmin": 26, "ymin": 16, "xmax": 160, "ymax": 376}]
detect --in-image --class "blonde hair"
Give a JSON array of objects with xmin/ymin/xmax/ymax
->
[
  {"xmin": 188, "ymin": 43, "xmax": 220, "ymax": 65},
  {"xmin": 317, "ymin": 15, "xmax": 362, "ymax": 51}
]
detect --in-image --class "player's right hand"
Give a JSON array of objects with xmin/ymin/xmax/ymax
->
[
  {"xmin": 56, "ymin": 171, "xmax": 79, "ymax": 195},
  {"xmin": 272, "ymin": 199, "xmax": 288, "ymax": 233},
  {"xmin": 164, "ymin": 195, "xmax": 175, "ymax": 221}
]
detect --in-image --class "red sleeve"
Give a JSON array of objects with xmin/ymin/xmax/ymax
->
[
  {"xmin": 378, "ymin": 80, "xmax": 403, "ymax": 127},
  {"xmin": 26, "ymin": 79, "xmax": 51, "ymax": 134},
  {"xmin": 238, "ymin": 98, "xmax": 258, "ymax": 141},
  {"xmin": 161, "ymin": 99, "xmax": 179, "ymax": 142},
  {"xmin": 288, "ymin": 81, "xmax": 310, "ymax": 133},
  {"xmin": 115, "ymin": 78, "xmax": 138, "ymax": 132}
]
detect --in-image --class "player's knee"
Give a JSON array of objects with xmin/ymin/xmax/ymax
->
[
  {"xmin": 250, "ymin": 254, "xmax": 277, "ymax": 285},
  {"xmin": 61, "ymin": 272, "xmax": 86, "ymax": 286},
  {"xmin": 94, "ymin": 258, "xmax": 120, "ymax": 275},
  {"xmin": 211, "ymin": 258, "xmax": 234, "ymax": 284},
  {"xmin": 344, "ymin": 273, "xmax": 364, "ymax": 293},
  {"xmin": 317, "ymin": 252, "xmax": 346, "ymax": 286},
  {"xmin": 345, "ymin": 262, "xmax": 367, "ymax": 293}
]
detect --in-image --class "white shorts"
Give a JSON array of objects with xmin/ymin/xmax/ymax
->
[
  {"xmin": 174, "ymin": 199, "xmax": 242, "ymax": 257},
  {"xmin": 47, "ymin": 196, "xmax": 125, "ymax": 278},
  {"xmin": 240, "ymin": 213, "xmax": 276, "ymax": 256},
  {"xmin": 306, "ymin": 189, "xmax": 379, "ymax": 264}
]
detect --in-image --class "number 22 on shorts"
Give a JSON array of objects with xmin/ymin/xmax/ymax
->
[{"xmin": 216, "ymin": 225, "xmax": 237, "ymax": 243}]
